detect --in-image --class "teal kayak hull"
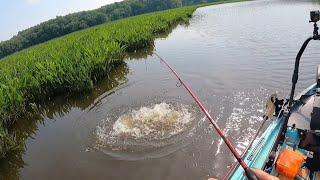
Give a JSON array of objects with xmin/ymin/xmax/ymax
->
[
  {"xmin": 230, "ymin": 117, "xmax": 283, "ymax": 179},
  {"xmin": 229, "ymin": 84, "xmax": 318, "ymax": 179}
]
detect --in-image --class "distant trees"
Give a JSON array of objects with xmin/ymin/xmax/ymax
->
[{"xmin": 0, "ymin": 0, "xmax": 218, "ymax": 59}]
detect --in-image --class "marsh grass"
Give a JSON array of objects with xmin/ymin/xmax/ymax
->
[
  {"xmin": 0, "ymin": 6, "xmax": 197, "ymax": 158},
  {"xmin": 0, "ymin": 0, "xmax": 249, "ymax": 158}
]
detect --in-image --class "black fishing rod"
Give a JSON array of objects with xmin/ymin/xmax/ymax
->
[{"xmin": 154, "ymin": 53, "xmax": 259, "ymax": 180}]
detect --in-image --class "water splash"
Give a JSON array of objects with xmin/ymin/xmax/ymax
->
[
  {"xmin": 97, "ymin": 103, "xmax": 193, "ymax": 141},
  {"xmin": 92, "ymin": 102, "xmax": 203, "ymax": 160}
]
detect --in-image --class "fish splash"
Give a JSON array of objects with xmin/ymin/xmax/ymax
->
[
  {"xmin": 109, "ymin": 103, "xmax": 192, "ymax": 139},
  {"xmin": 94, "ymin": 102, "xmax": 199, "ymax": 157}
]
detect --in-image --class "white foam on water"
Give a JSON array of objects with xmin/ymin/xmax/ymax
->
[
  {"xmin": 215, "ymin": 89, "xmax": 267, "ymax": 155},
  {"xmin": 215, "ymin": 138, "xmax": 224, "ymax": 156},
  {"xmin": 94, "ymin": 102, "xmax": 196, "ymax": 152},
  {"xmin": 110, "ymin": 102, "xmax": 192, "ymax": 139}
]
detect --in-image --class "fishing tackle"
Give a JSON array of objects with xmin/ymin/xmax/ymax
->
[{"xmin": 154, "ymin": 52, "xmax": 259, "ymax": 180}]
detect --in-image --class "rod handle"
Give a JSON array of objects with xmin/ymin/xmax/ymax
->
[{"xmin": 245, "ymin": 168, "xmax": 259, "ymax": 180}]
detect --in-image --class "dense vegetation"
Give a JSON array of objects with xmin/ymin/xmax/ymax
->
[
  {"xmin": 0, "ymin": 0, "xmax": 248, "ymax": 160},
  {"xmin": 0, "ymin": 0, "xmax": 226, "ymax": 59},
  {"xmin": 0, "ymin": 5, "xmax": 198, "ymax": 158}
]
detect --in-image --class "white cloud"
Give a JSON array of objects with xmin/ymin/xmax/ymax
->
[{"xmin": 26, "ymin": 0, "xmax": 41, "ymax": 5}]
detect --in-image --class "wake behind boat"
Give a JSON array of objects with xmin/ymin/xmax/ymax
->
[{"xmin": 227, "ymin": 11, "xmax": 320, "ymax": 180}]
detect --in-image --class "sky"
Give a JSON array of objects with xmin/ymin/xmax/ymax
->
[{"xmin": 0, "ymin": 0, "xmax": 122, "ymax": 41}]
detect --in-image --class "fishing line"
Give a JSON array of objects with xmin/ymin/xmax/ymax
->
[{"xmin": 154, "ymin": 52, "xmax": 259, "ymax": 180}]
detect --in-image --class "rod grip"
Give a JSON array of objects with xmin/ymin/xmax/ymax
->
[{"xmin": 245, "ymin": 168, "xmax": 259, "ymax": 180}]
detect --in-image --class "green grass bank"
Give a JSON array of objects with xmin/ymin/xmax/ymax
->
[
  {"xmin": 0, "ymin": 5, "xmax": 197, "ymax": 159},
  {"xmin": 0, "ymin": 0, "xmax": 248, "ymax": 158}
]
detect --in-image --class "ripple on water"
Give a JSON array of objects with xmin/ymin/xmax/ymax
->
[
  {"xmin": 214, "ymin": 89, "xmax": 267, "ymax": 156},
  {"xmin": 87, "ymin": 101, "xmax": 205, "ymax": 160}
]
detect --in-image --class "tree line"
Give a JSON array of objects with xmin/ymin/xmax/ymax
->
[{"xmin": 0, "ymin": 0, "xmax": 219, "ymax": 59}]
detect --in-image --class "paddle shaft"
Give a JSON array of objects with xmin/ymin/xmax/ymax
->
[{"xmin": 155, "ymin": 53, "xmax": 258, "ymax": 180}]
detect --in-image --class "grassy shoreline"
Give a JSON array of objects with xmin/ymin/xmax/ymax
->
[
  {"xmin": 0, "ymin": 0, "xmax": 248, "ymax": 158},
  {"xmin": 0, "ymin": 5, "xmax": 198, "ymax": 159}
]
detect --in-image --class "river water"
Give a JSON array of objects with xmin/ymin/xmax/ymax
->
[{"xmin": 1, "ymin": 0, "xmax": 320, "ymax": 179}]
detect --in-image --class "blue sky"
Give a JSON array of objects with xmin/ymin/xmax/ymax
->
[{"xmin": 0, "ymin": 0, "xmax": 121, "ymax": 41}]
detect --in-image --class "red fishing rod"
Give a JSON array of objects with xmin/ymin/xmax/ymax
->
[{"xmin": 154, "ymin": 53, "xmax": 259, "ymax": 180}]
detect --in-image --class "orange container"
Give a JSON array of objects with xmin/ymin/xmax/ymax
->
[{"xmin": 276, "ymin": 148, "xmax": 305, "ymax": 179}]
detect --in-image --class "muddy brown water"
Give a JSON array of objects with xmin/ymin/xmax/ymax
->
[{"xmin": 1, "ymin": 0, "xmax": 320, "ymax": 179}]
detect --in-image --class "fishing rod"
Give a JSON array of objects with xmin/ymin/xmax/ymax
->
[
  {"xmin": 154, "ymin": 53, "xmax": 259, "ymax": 180},
  {"xmin": 222, "ymin": 96, "xmax": 285, "ymax": 179}
]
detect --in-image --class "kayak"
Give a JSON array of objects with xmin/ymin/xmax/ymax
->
[
  {"xmin": 158, "ymin": 10, "xmax": 320, "ymax": 180},
  {"xmin": 227, "ymin": 10, "xmax": 320, "ymax": 180},
  {"xmin": 228, "ymin": 83, "xmax": 320, "ymax": 179}
]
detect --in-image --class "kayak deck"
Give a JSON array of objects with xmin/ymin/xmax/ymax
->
[
  {"xmin": 288, "ymin": 84, "xmax": 317, "ymax": 130},
  {"xmin": 229, "ymin": 84, "xmax": 320, "ymax": 179},
  {"xmin": 230, "ymin": 117, "xmax": 282, "ymax": 180}
]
